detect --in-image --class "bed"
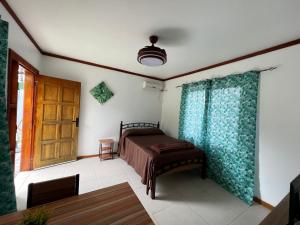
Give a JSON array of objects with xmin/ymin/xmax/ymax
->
[{"xmin": 118, "ymin": 121, "xmax": 206, "ymax": 199}]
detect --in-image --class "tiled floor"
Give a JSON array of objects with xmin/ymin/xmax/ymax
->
[
  {"xmin": 14, "ymin": 152, "xmax": 21, "ymax": 176},
  {"xmin": 14, "ymin": 158, "xmax": 269, "ymax": 225}
]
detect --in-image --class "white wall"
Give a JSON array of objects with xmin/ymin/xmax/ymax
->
[
  {"xmin": 161, "ymin": 44, "xmax": 300, "ymax": 206},
  {"xmin": 0, "ymin": 4, "xmax": 41, "ymax": 70},
  {"xmin": 41, "ymin": 56, "xmax": 162, "ymax": 156}
]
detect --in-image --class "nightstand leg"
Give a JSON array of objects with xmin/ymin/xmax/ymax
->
[{"xmin": 99, "ymin": 143, "xmax": 102, "ymax": 161}]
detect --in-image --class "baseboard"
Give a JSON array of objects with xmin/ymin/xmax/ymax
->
[
  {"xmin": 253, "ymin": 196, "xmax": 274, "ymax": 210},
  {"xmin": 77, "ymin": 154, "xmax": 99, "ymax": 160},
  {"xmin": 77, "ymin": 153, "xmax": 118, "ymax": 160}
]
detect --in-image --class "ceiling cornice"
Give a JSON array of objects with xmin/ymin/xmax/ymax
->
[
  {"xmin": 165, "ymin": 38, "xmax": 300, "ymax": 81},
  {"xmin": 1, "ymin": 0, "xmax": 300, "ymax": 82},
  {"xmin": 42, "ymin": 51, "xmax": 164, "ymax": 81}
]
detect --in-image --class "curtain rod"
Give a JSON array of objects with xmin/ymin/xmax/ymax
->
[{"xmin": 175, "ymin": 66, "xmax": 278, "ymax": 88}]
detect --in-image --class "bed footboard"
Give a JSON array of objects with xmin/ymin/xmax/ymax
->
[{"xmin": 146, "ymin": 155, "xmax": 206, "ymax": 199}]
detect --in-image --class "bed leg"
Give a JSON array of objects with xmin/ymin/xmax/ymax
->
[
  {"xmin": 146, "ymin": 179, "xmax": 150, "ymax": 195},
  {"xmin": 151, "ymin": 177, "xmax": 156, "ymax": 199}
]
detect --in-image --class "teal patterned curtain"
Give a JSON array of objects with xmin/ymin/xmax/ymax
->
[
  {"xmin": 206, "ymin": 72, "xmax": 259, "ymax": 204},
  {"xmin": 178, "ymin": 71, "xmax": 260, "ymax": 204},
  {"xmin": 178, "ymin": 80, "xmax": 211, "ymax": 148},
  {"xmin": 0, "ymin": 17, "xmax": 17, "ymax": 215}
]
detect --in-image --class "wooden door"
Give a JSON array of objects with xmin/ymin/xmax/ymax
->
[
  {"xmin": 33, "ymin": 75, "xmax": 81, "ymax": 169},
  {"xmin": 20, "ymin": 69, "xmax": 35, "ymax": 171}
]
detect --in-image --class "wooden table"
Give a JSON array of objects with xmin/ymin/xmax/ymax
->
[
  {"xmin": 260, "ymin": 194, "xmax": 289, "ymax": 225},
  {"xmin": 0, "ymin": 182, "xmax": 154, "ymax": 225}
]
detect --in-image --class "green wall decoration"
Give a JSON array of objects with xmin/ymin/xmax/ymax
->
[
  {"xmin": 179, "ymin": 71, "xmax": 260, "ymax": 205},
  {"xmin": 0, "ymin": 17, "xmax": 17, "ymax": 215},
  {"xmin": 90, "ymin": 81, "xmax": 114, "ymax": 104}
]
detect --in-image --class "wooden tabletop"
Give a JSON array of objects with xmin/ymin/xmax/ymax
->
[
  {"xmin": 260, "ymin": 194, "xmax": 289, "ymax": 225},
  {"xmin": 0, "ymin": 182, "xmax": 154, "ymax": 225}
]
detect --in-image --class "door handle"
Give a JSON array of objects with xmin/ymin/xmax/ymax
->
[{"xmin": 72, "ymin": 118, "xmax": 79, "ymax": 127}]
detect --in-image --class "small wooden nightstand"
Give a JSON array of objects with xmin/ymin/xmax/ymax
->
[{"xmin": 99, "ymin": 139, "xmax": 114, "ymax": 160}]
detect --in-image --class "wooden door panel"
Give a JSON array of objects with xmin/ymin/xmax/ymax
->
[
  {"xmin": 59, "ymin": 141, "xmax": 73, "ymax": 158},
  {"xmin": 62, "ymin": 87, "xmax": 75, "ymax": 103},
  {"xmin": 61, "ymin": 105, "xmax": 74, "ymax": 120},
  {"xmin": 41, "ymin": 143, "xmax": 57, "ymax": 161},
  {"xmin": 61, "ymin": 123, "xmax": 73, "ymax": 139},
  {"xmin": 43, "ymin": 104, "xmax": 58, "ymax": 120},
  {"xmin": 42, "ymin": 124, "xmax": 58, "ymax": 140},
  {"xmin": 44, "ymin": 84, "xmax": 59, "ymax": 101},
  {"xmin": 33, "ymin": 75, "xmax": 80, "ymax": 169}
]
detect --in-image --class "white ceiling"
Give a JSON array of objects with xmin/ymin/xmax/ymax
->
[{"xmin": 7, "ymin": 0, "xmax": 300, "ymax": 79}]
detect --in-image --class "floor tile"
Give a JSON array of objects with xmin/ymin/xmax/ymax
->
[
  {"xmin": 79, "ymin": 179, "xmax": 102, "ymax": 194},
  {"xmin": 154, "ymin": 205, "xmax": 209, "ymax": 225},
  {"xmin": 14, "ymin": 157, "xmax": 269, "ymax": 225},
  {"xmin": 184, "ymin": 183, "xmax": 249, "ymax": 225},
  {"xmin": 133, "ymin": 185, "xmax": 185, "ymax": 215},
  {"xmin": 229, "ymin": 203, "xmax": 270, "ymax": 225}
]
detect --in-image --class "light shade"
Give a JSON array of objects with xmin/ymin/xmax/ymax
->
[
  {"xmin": 137, "ymin": 36, "xmax": 167, "ymax": 66},
  {"xmin": 140, "ymin": 57, "xmax": 164, "ymax": 66}
]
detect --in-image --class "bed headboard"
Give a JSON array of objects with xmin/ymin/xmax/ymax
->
[{"xmin": 119, "ymin": 121, "xmax": 160, "ymax": 141}]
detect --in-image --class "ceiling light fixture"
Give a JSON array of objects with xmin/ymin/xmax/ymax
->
[{"xmin": 137, "ymin": 35, "xmax": 167, "ymax": 66}]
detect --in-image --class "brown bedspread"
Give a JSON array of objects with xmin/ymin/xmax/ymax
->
[
  {"xmin": 149, "ymin": 141, "xmax": 194, "ymax": 154},
  {"xmin": 119, "ymin": 128, "xmax": 205, "ymax": 184}
]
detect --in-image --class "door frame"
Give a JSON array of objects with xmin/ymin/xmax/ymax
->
[{"xmin": 7, "ymin": 49, "xmax": 39, "ymax": 171}]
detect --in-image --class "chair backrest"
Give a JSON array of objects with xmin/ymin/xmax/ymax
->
[
  {"xmin": 289, "ymin": 174, "xmax": 300, "ymax": 225},
  {"xmin": 27, "ymin": 174, "xmax": 79, "ymax": 208}
]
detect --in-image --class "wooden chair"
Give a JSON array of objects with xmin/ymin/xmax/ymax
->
[{"xmin": 27, "ymin": 174, "xmax": 80, "ymax": 208}]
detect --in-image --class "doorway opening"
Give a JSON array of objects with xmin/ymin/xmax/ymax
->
[
  {"xmin": 7, "ymin": 49, "xmax": 38, "ymax": 174},
  {"xmin": 14, "ymin": 65, "xmax": 25, "ymax": 175}
]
